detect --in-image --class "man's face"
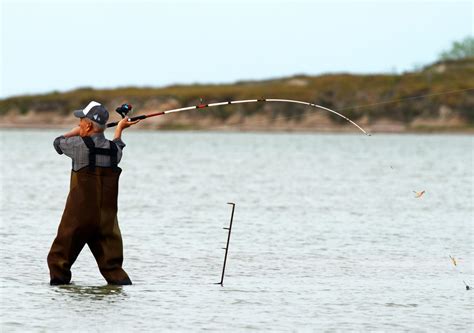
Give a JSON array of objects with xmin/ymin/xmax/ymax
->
[{"xmin": 79, "ymin": 118, "xmax": 93, "ymax": 137}]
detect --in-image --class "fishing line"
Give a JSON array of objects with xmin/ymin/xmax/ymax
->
[
  {"xmin": 221, "ymin": 87, "xmax": 474, "ymax": 128},
  {"xmin": 337, "ymin": 87, "xmax": 474, "ymax": 112}
]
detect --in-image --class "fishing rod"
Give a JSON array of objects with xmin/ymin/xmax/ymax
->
[{"xmin": 108, "ymin": 99, "xmax": 370, "ymax": 135}]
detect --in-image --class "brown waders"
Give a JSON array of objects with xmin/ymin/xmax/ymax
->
[{"xmin": 47, "ymin": 137, "xmax": 132, "ymax": 285}]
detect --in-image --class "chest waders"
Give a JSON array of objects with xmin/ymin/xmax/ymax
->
[{"xmin": 47, "ymin": 136, "xmax": 132, "ymax": 285}]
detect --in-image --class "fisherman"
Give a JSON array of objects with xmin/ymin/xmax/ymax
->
[{"xmin": 47, "ymin": 101, "xmax": 139, "ymax": 285}]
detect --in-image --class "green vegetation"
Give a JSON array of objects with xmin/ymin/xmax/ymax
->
[
  {"xmin": 439, "ymin": 36, "xmax": 474, "ymax": 61},
  {"xmin": 1, "ymin": 58, "xmax": 473, "ymax": 130}
]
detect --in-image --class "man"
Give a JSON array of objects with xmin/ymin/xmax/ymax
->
[{"xmin": 47, "ymin": 101, "xmax": 139, "ymax": 285}]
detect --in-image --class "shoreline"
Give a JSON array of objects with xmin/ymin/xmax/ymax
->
[
  {"xmin": 1, "ymin": 122, "xmax": 473, "ymax": 134},
  {"xmin": 2, "ymin": 58, "xmax": 473, "ymax": 135}
]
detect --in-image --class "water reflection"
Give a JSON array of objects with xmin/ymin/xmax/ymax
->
[{"xmin": 53, "ymin": 284, "xmax": 128, "ymax": 301}]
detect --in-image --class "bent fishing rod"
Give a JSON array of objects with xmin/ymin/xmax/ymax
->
[{"xmin": 107, "ymin": 99, "xmax": 370, "ymax": 135}]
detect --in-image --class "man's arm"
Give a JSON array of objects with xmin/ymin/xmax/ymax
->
[
  {"xmin": 63, "ymin": 126, "xmax": 81, "ymax": 138},
  {"xmin": 53, "ymin": 126, "xmax": 81, "ymax": 155}
]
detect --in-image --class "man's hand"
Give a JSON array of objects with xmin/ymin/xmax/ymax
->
[
  {"xmin": 118, "ymin": 118, "xmax": 140, "ymax": 129},
  {"xmin": 64, "ymin": 126, "xmax": 80, "ymax": 138},
  {"xmin": 114, "ymin": 118, "xmax": 140, "ymax": 141}
]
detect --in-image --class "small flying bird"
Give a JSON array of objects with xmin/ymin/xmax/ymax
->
[
  {"xmin": 413, "ymin": 190, "xmax": 425, "ymax": 198},
  {"xmin": 449, "ymin": 255, "xmax": 457, "ymax": 266}
]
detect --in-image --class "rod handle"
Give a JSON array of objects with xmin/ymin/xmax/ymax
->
[
  {"xmin": 106, "ymin": 115, "xmax": 148, "ymax": 128},
  {"xmin": 130, "ymin": 115, "xmax": 148, "ymax": 121}
]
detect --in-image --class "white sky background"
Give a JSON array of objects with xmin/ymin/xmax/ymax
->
[{"xmin": 1, "ymin": 0, "xmax": 472, "ymax": 98}]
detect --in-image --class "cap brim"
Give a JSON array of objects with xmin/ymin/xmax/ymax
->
[{"xmin": 73, "ymin": 110, "xmax": 85, "ymax": 118}]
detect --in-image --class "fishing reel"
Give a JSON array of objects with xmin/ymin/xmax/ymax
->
[{"xmin": 115, "ymin": 103, "xmax": 133, "ymax": 119}]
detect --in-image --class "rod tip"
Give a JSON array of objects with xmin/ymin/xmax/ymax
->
[{"xmin": 467, "ymin": 285, "xmax": 471, "ymax": 290}]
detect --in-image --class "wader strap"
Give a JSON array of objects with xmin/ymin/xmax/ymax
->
[
  {"xmin": 82, "ymin": 136, "xmax": 96, "ymax": 171},
  {"xmin": 109, "ymin": 141, "xmax": 118, "ymax": 171},
  {"xmin": 81, "ymin": 137, "xmax": 119, "ymax": 171}
]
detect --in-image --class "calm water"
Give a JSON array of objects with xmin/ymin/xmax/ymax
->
[{"xmin": 0, "ymin": 129, "xmax": 473, "ymax": 332}]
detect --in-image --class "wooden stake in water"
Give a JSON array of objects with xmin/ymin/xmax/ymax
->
[{"xmin": 216, "ymin": 202, "xmax": 236, "ymax": 287}]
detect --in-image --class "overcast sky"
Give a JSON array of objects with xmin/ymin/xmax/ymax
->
[{"xmin": 1, "ymin": 0, "xmax": 472, "ymax": 98}]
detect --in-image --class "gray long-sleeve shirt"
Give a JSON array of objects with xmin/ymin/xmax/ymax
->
[{"xmin": 54, "ymin": 133, "xmax": 126, "ymax": 171}]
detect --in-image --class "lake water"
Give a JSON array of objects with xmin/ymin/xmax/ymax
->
[{"xmin": 0, "ymin": 129, "xmax": 473, "ymax": 331}]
